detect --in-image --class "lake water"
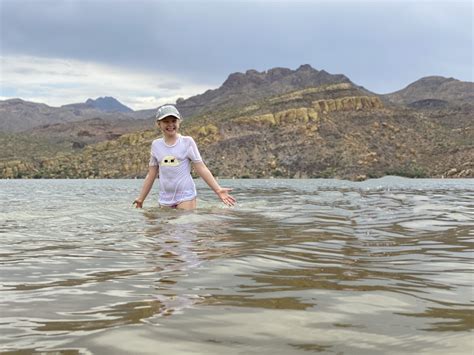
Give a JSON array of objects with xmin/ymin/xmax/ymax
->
[{"xmin": 0, "ymin": 178, "xmax": 473, "ymax": 354}]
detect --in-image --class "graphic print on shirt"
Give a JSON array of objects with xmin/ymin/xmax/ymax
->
[{"xmin": 161, "ymin": 155, "xmax": 180, "ymax": 167}]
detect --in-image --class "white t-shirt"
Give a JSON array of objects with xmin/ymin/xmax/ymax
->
[{"xmin": 149, "ymin": 135, "xmax": 203, "ymax": 206}]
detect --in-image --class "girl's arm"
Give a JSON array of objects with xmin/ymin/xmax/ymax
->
[
  {"xmin": 193, "ymin": 161, "xmax": 236, "ymax": 206},
  {"xmin": 133, "ymin": 165, "xmax": 159, "ymax": 208}
]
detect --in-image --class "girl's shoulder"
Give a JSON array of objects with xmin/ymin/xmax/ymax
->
[
  {"xmin": 151, "ymin": 137, "xmax": 164, "ymax": 146},
  {"xmin": 180, "ymin": 135, "xmax": 197, "ymax": 144}
]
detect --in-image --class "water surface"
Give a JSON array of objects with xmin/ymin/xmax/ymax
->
[{"xmin": 1, "ymin": 178, "xmax": 473, "ymax": 354}]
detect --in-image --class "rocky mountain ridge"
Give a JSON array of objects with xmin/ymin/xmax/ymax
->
[
  {"xmin": 1, "ymin": 78, "xmax": 472, "ymax": 180},
  {"xmin": 176, "ymin": 65, "xmax": 358, "ymax": 118},
  {"xmin": 0, "ymin": 65, "xmax": 472, "ymax": 179},
  {"xmin": 1, "ymin": 66, "xmax": 471, "ymax": 133}
]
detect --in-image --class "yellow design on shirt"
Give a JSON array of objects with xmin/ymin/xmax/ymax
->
[{"xmin": 161, "ymin": 155, "xmax": 180, "ymax": 167}]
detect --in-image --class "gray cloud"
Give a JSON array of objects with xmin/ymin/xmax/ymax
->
[{"xmin": 1, "ymin": 0, "xmax": 472, "ymax": 96}]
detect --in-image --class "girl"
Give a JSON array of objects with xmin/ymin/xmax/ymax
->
[{"xmin": 133, "ymin": 104, "xmax": 235, "ymax": 210}]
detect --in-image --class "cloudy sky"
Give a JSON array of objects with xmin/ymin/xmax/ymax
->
[{"xmin": 1, "ymin": 0, "xmax": 472, "ymax": 110}]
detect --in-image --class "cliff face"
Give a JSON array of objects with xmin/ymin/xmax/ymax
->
[{"xmin": 2, "ymin": 79, "xmax": 471, "ymax": 180}]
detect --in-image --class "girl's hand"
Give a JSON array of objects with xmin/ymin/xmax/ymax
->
[
  {"xmin": 132, "ymin": 199, "xmax": 143, "ymax": 208},
  {"xmin": 216, "ymin": 188, "xmax": 236, "ymax": 207}
]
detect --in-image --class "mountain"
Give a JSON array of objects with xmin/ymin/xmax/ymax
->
[
  {"xmin": 0, "ymin": 99, "xmax": 56, "ymax": 132},
  {"xmin": 63, "ymin": 96, "xmax": 133, "ymax": 113},
  {"xmin": 67, "ymin": 96, "xmax": 133, "ymax": 112},
  {"xmin": 0, "ymin": 65, "xmax": 360, "ymax": 133},
  {"xmin": 0, "ymin": 97, "xmax": 144, "ymax": 132},
  {"xmin": 176, "ymin": 64, "xmax": 364, "ymax": 118},
  {"xmin": 383, "ymin": 76, "xmax": 474, "ymax": 107},
  {"xmin": 86, "ymin": 96, "xmax": 133, "ymax": 112},
  {"xmin": 0, "ymin": 66, "xmax": 472, "ymax": 179}
]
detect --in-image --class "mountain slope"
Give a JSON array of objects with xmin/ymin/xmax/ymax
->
[
  {"xmin": 2, "ymin": 80, "xmax": 471, "ymax": 179},
  {"xmin": 0, "ymin": 97, "xmax": 138, "ymax": 132},
  {"xmin": 384, "ymin": 76, "xmax": 474, "ymax": 106},
  {"xmin": 0, "ymin": 67, "xmax": 472, "ymax": 179}
]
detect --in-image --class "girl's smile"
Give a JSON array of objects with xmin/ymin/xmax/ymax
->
[{"xmin": 159, "ymin": 117, "xmax": 180, "ymax": 135}]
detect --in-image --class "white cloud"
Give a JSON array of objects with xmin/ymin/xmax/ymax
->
[{"xmin": 0, "ymin": 55, "xmax": 214, "ymax": 110}]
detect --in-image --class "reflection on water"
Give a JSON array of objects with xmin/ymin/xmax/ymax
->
[{"xmin": 0, "ymin": 177, "xmax": 473, "ymax": 354}]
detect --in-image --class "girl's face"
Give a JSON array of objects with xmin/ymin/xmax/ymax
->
[{"xmin": 158, "ymin": 116, "xmax": 180, "ymax": 136}]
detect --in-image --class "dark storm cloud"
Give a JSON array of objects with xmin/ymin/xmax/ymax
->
[{"xmin": 1, "ymin": 0, "xmax": 472, "ymax": 94}]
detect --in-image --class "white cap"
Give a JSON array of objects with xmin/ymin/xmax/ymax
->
[{"xmin": 155, "ymin": 104, "xmax": 182, "ymax": 121}]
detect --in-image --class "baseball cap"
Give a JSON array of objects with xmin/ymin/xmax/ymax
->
[{"xmin": 155, "ymin": 104, "xmax": 182, "ymax": 121}]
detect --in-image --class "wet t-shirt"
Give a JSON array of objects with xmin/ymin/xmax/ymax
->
[{"xmin": 149, "ymin": 135, "xmax": 203, "ymax": 206}]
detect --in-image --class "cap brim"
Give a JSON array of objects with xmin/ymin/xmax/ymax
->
[{"xmin": 156, "ymin": 114, "xmax": 181, "ymax": 121}]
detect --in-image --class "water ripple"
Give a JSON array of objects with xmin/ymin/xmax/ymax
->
[{"xmin": 0, "ymin": 178, "xmax": 473, "ymax": 353}]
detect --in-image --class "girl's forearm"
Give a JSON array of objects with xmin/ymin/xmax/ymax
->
[
  {"xmin": 138, "ymin": 168, "xmax": 158, "ymax": 201},
  {"xmin": 139, "ymin": 175, "xmax": 155, "ymax": 200},
  {"xmin": 193, "ymin": 162, "xmax": 235, "ymax": 206},
  {"xmin": 138, "ymin": 178, "xmax": 153, "ymax": 200},
  {"xmin": 194, "ymin": 163, "xmax": 220, "ymax": 193}
]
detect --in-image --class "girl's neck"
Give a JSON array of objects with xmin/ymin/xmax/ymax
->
[{"xmin": 163, "ymin": 133, "xmax": 180, "ymax": 146}]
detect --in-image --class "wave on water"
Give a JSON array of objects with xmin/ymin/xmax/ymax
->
[{"xmin": 0, "ymin": 178, "xmax": 473, "ymax": 354}]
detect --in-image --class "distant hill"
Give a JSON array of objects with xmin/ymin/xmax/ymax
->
[
  {"xmin": 384, "ymin": 76, "xmax": 474, "ymax": 106},
  {"xmin": 63, "ymin": 97, "xmax": 133, "ymax": 113},
  {"xmin": 0, "ymin": 97, "xmax": 146, "ymax": 132},
  {"xmin": 86, "ymin": 96, "xmax": 133, "ymax": 112}
]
